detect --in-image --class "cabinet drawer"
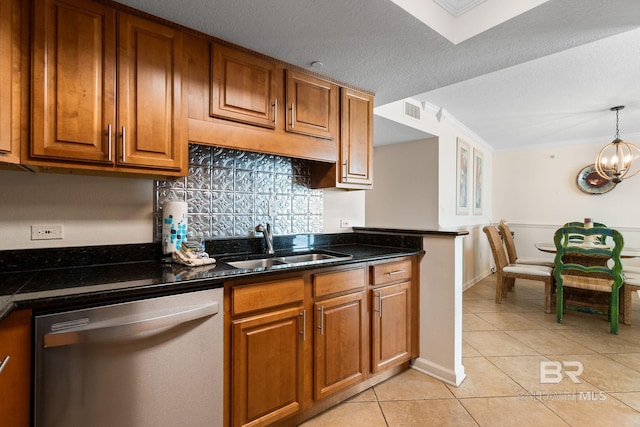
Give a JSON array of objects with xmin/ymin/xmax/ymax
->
[
  {"xmin": 313, "ymin": 267, "xmax": 365, "ymax": 298},
  {"xmin": 370, "ymin": 259, "xmax": 412, "ymax": 286},
  {"xmin": 232, "ymin": 278, "xmax": 304, "ymax": 316}
]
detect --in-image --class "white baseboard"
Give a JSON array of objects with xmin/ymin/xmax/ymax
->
[{"xmin": 412, "ymin": 357, "xmax": 467, "ymax": 387}]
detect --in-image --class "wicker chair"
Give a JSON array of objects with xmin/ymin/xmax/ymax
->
[
  {"xmin": 622, "ymin": 266, "xmax": 640, "ymax": 325},
  {"xmin": 498, "ymin": 220, "xmax": 555, "ymax": 267},
  {"xmin": 483, "ymin": 226, "xmax": 555, "ymax": 313},
  {"xmin": 553, "ymin": 225, "xmax": 624, "ymax": 334}
]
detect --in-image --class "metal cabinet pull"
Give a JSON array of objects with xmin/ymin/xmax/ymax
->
[
  {"xmin": 0, "ymin": 356, "xmax": 9, "ymax": 374},
  {"xmin": 273, "ymin": 99, "xmax": 278, "ymax": 126},
  {"xmin": 107, "ymin": 124, "xmax": 113, "ymax": 162},
  {"xmin": 342, "ymin": 162, "xmax": 348, "ymax": 182},
  {"xmin": 121, "ymin": 126, "xmax": 126, "ymax": 162},
  {"xmin": 300, "ymin": 309, "xmax": 306, "ymax": 341},
  {"xmin": 290, "ymin": 103, "xmax": 295, "ymax": 128},
  {"xmin": 318, "ymin": 306, "xmax": 324, "ymax": 335},
  {"xmin": 387, "ymin": 270, "xmax": 406, "ymax": 276},
  {"xmin": 378, "ymin": 293, "xmax": 383, "ymax": 318}
]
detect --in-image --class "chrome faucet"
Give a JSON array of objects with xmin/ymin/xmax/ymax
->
[{"xmin": 255, "ymin": 223, "xmax": 274, "ymax": 254}]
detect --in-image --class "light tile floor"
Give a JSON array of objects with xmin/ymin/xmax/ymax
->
[{"xmin": 300, "ymin": 276, "xmax": 640, "ymax": 426}]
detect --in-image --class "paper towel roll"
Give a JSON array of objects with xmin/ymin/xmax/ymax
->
[{"xmin": 162, "ymin": 201, "xmax": 188, "ymax": 254}]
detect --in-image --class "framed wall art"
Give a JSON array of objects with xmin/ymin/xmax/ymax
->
[
  {"xmin": 456, "ymin": 138, "xmax": 470, "ymax": 215},
  {"xmin": 473, "ymin": 148, "xmax": 484, "ymax": 215}
]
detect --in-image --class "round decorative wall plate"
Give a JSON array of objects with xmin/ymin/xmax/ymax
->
[{"xmin": 576, "ymin": 164, "xmax": 616, "ymax": 194}]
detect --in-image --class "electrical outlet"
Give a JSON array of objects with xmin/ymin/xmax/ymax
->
[
  {"xmin": 31, "ymin": 225, "xmax": 63, "ymax": 240},
  {"xmin": 340, "ymin": 219, "xmax": 352, "ymax": 228},
  {"xmin": 268, "ymin": 198, "xmax": 277, "ymax": 216}
]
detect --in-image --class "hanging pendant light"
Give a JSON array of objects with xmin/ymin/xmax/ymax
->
[
  {"xmin": 595, "ymin": 105, "xmax": 640, "ymax": 184},
  {"xmin": 594, "ymin": 106, "xmax": 640, "ymax": 183}
]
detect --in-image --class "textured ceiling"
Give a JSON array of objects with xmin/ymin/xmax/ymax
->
[
  {"xmin": 116, "ymin": 0, "xmax": 640, "ymax": 151},
  {"xmin": 412, "ymin": 27, "xmax": 640, "ymax": 151}
]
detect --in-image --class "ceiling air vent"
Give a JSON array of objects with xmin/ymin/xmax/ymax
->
[{"xmin": 404, "ymin": 102, "xmax": 421, "ymax": 120}]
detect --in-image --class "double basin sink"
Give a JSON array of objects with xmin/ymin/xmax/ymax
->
[{"xmin": 223, "ymin": 250, "xmax": 353, "ymax": 270}]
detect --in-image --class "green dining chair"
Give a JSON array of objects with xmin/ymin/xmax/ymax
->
[
  {"xmin": 562, "ymin": 221, "xmax": 608, "ymax": 244},
  {"xmin": 553, "ymin": 225, "xmax": 624, "ymax": 334}
]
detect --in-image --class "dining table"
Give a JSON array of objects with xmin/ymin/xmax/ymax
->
[{"xmin": 534, "ymin": 242, "xmax": 640, "ymax": 259}]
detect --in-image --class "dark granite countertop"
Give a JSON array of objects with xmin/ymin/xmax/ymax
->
[
  {"xmin": 1, "ymin": 234, "xmax": 423, "ymax": 320},
  {"xmin": 353, "ymin": 226, "xmax": 469, "ymax": 236}
]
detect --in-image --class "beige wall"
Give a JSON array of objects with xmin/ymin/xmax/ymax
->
[
  {"xmin": 369, "ymin": 100, "xmax": 495, "ymax": 288},
  {"xmin": 493, "ymin": 136, "xmax": 640, "ymax": 268},
  {"xmin": 365, "ymin": 138, "xmax": 439, "ymax": 229},
  {"xmin": 0, "ymin": 169, "xmax": 154, "ymax": 250},
  {"xmin": 0, "ymin": 168, "xmax": 366, "ymax": 251},
  {"xmin": 323, "ymin": 188, "xmax": 366, "ymax": 232}
]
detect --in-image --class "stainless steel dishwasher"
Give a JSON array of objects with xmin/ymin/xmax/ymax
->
[{"xmin": 34, "ymin": 287, "xmax": 223, "ymax": 427}]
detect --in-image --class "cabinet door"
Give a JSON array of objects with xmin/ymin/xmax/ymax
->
[
  {"xmin": 0, "ymin": 0, "xmax": 22, "ymax": 164},
  {"xmin": 232, "ymin": 307, "xmax": 304, "ymax": 427},
  {"xmin": 211, "ymin": 44, "xmax": 278, "ymax": 129},
  {"xmin": 0, "ymin": 0, "xmax": 11, "ymax": 156},
  {"xmin": 32, "ymin": 0, "xmax": 116, "ymax": 163},
  {"xmin": 314, "ymin": 292, "xmax": 366, "ymax": 400},
  {"xmin": 0, "ymin": 310, "xmax": 32, "ymax": 427},
  {"xmin": 371, "ymin": 282, "xmax": 411, "ymax": 373},
  {"xmin": 285, "ymin": 70, "xmax": 338, "ymax": 140},
  {"xmin": 117, "ymin": 13, "xmax": 183, "ymax": 170},
  {"xmin": 340, "ymin": 88, "xmax": 373, "ymax": 186}
]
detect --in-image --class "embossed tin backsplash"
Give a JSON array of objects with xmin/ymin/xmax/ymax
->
[{"xmin": 155, "ymin": 145, "xmax": 323, "ymax": 239}]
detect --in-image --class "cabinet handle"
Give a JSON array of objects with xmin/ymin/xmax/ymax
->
[
  {"xmin": 43, "ymin": 302, "xmax": 219, "ymax": 348},
  {"xmin": 107, "ymin": 124, "xmax": 113, "ymax": 162},
  {"xmin": 387, "ymin": 270, "xmax": 406, "ymax": 276},
  {"xmin": 318, "ymin": 306, "xmax": 324, "ymax": 335},
  {"xmin": 300, "ymin": 309, "xmax": 306, "ymax": 341},
  {"xmin": 273, "ymin": 99, "xmax": 278, "ymax": 126},
  {"xmin": 121, "ymin": 126, "xmax": 127, "ymax": 162},
  {"xmin": 0, "ymin": 356, "xmax": 9, "ymax": 374},
  {"xmin": 377, "ymin": 292, "xmax": 383, "ymax": 318},
  {"xmin": 342, "ymin": 162, "xmax": 348, "ymax": 182},
  {"xmin": 290, "ymin": 103, "xmax": 295, "ymax": 128}
]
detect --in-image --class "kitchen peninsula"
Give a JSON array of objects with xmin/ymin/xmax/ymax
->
[
  {"xmin": 1, "ymin": 230, "xmax": 428, "ymax": 426},
  {"xmin": 0, "ymin": 227, "xmax": 470, "ymax": 426}
]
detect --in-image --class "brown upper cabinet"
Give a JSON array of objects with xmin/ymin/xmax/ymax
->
[
  {"xmin": 30, "ymin": 0, "xmax": 186, "ymax": 175},
  {"xmin": 339, "ymin": 88, "xmax": 373, "ymax": 186},
  {"xmin": 311, "ymin": 88, "xmax": 374, "ymax": 189},
  {"xmin": 0, "ymin": 0, "xmax": 26, "ymax": 165},
  {"xmin": 285, "ymin": 70, "xmax": 338, "ymax": 140},
  {"xmin": 187, "ymin": 36, "xmax": 340, "ymax": 163},
  {"xmin": 4, "ymin": 0, "xmax": 372, "ymax": 180},
  {"xmin": 211, "ymin": 43, "xmax": 278, "ymax": 129}
]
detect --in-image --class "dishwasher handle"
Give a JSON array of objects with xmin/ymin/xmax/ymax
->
[{"xmin": 43, "ymin": 301, "xmax": 219, "ymax": 349}]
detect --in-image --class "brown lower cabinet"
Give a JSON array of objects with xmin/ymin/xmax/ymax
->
[
  {"xmin": 0, "ymin": 309, "xmax": 32, "ymax": 427},
  {"xmin": 313, "ymin": 267, "xmax": 367, "ymax": 401},
  {"xmin": 225, "ymin": 256, "xmax": 418, "ymax": 427},
  {"xmin": 232, "ymin": 306, "xmax": 305, "ymax": 427},
  {"xmin": 371, "ymin": 281, "xmax": 412, "ymax": 372}
]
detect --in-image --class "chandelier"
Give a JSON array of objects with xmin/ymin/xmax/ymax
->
[{"xmin": 594, "ymin": 106, "xmax": 640, "ymax": 183}]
